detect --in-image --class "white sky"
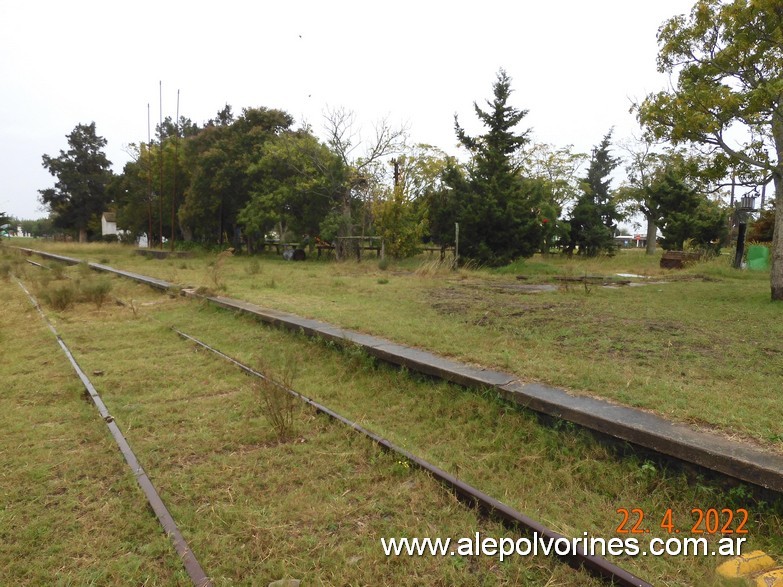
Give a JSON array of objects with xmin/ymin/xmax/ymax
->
[{"xmin": 0, "ymin": 0, "xmax": 696, "ymax": 220}]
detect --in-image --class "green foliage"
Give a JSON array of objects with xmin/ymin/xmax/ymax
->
[
  {"xmin": 637, "ymin": 0, "xmax": 783, "ymax": 298},
  {"xmin": 425, "ymin": 159, "xmax": 466, "ymax": 249},
  {"xmin": 519, "ymin": 143, "xmax": 588, "ymax": 210},
  {"xmin": 318, "ymin": 210, "xmax": 352, "ymax": 243},
  {"xmin": 655, "ymin": 179, "xmax": 729, "ymax": 252},
  {"xmin": 179, "ymin": 107, "xmax": 294, "ymax": 245},
  {"xmin": 19, "ymin": 218, "xmax": 53, "ymax": 237},
  {"xmin": 566, "ymin": 131, "xmax": 621, "ymax": 256},
  {"xmin": 748, "ymin": 201, "xmax": 776, "ymax": 242},
  {"xmin": 239, "ymin": 129, "xmax": 345, "ymax": 246},
  {"xmin": 0, "ymin": 211, "xmax": 10, "ymax": 241},
  {"xmin": 372, "ymin": 186, "xmax": 425, "ymax": 258},
  {"xmin": 40, "ymin": 282, "xmax": 77, "ymax": 311},
  {"xmin": 79, "ymin": 278, "xmax": 113, "ymax": 309},
  {"xmin": 449, "ymin": 69, "xmax": 547, "ymax": 265},
  {"xmin": 111, "ymin": 135, "xmax": 190, "ymax": 247},
  {"xmin": 39, "ymin": 123, "xmax": 113, "ymax": 242}
]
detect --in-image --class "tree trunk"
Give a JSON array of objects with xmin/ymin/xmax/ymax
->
[
  {"xmin": 79, "ymin": 227, "xmax": 87, "ymax": 243},
  {"xmin": 771, "ymin": 109, "xmax": 783, "ymax": 301},
  {"xmin": 645, "ymin": 216, "xmax": 657, "ymax": 255},
  {"xmin": 771, "ymin": 173, "xmax": 783, "ymax": 300}
]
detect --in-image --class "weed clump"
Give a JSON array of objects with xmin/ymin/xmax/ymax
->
[
  {"xmin": 255, "ymin": 358, "xmax": 298, "ymax": 442},
  {"xmin": 209, "ymin": 249, "xmax": 233, "ymax": 290},
  {"xmin": 46, "ymin": 262, "xmax": 67, "ymax": 280},
  {"xmin": 245, "ymin": 258, "xmax": 262, "ymax": 275},
  {"xmin": 40, "ymin": 282, "xmax": 77, "ymax": 311},
  {"xmin": 80, "ymin": 278, "xmax": 113, "ymax": 309}
]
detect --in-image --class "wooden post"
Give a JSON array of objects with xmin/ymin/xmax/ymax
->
[{"xmin": 454, "ymin": 222, "xmax": 459, "ymax": 270}]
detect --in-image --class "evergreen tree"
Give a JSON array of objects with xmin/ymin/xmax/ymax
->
[
  {"xmin": 566, "ymin": 131, "xmax": 620, "ymax": 256},
  {"xmin": 0, "ymin": 211, "xmax": 10, "ymax": 241},
  {"xmin": 451, "ymin": 69, "xmax": 546, "ymax": 266},
  {"xmin": 39, "ymin": 122, "xmax": 113, "ymax": 242}
]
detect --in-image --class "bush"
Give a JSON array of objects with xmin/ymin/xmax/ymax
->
[
  {"xmin": 256, "ymin": 359, "xmax": 298, "ymax": 441},
  {"xmin": 80, "ymin": 278, "xmax": 113, "ymax": 309},
  {"xmin": 40, "ymin": 283, "xmax": 77, "ymax": 311},
  {"xmin": 245, "ymin": 258, "xmax": 262, "ymax": 275}
]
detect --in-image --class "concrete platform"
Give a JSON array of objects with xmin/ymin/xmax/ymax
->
[{"xmin": 197, "ymin": 293, "xmax": 783, "ymax": 492}]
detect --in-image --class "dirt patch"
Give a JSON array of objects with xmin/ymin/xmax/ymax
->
[{"xmin": 429, "ymin": 283, "xmax": 569, "ymax": 325}]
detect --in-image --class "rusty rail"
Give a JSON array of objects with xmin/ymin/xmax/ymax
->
[
  {"xmin": 174, "ymin": 328, "xmax": 651, "ymax": 587},
  {"xmin": 15, "ymin": 279, "xmax": 212, "ymax": 587}
]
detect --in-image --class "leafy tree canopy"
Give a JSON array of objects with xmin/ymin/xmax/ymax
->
[
  {"xmin": 239, "ymin": 129, "xmax": 346, "ymax": 245},
  {"xmin": 39, "ymin": 122, "xmax": 113, "ymax": 242},
  {"xmin": 637, "ymin": 0, "xmax": 783, "ymax": 299},
  {"xmin": 179, "ymin": 106, "xmax": 294, "ymax": 243}
]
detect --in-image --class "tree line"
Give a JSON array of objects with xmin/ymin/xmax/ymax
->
[
  {"xmin": 34, "ymin": 0, "xmax": 783, "ymax": 299},
  {"xmin": 34, "ymin": 75, "xmax": 735, "ymax": 260}
]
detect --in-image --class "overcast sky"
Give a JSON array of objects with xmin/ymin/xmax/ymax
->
[{"xmin": 0, "ymin": 0, "xmax": 697, "ymax": 220}]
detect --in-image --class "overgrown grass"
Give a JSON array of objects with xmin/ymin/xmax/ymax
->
[
  {"xmin": 0, "ymin": 278, "xmax": 187, "ymax": 585},
  {"xmin": 6, "ymin": 251, "xmax": 783, "ymax": 584},
  {"xmin": 6, "ymin": 241, "xmax": 782, "ymax": 450},
  {"xmin": 68, "ymin": 289, "xmax": 783, "ymax": 585},
  {"xmin": 2, "ymin": 275, "xmax": 595, "ymax": 586}
]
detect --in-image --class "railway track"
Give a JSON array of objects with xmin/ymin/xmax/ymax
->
[
  {"xmin": 10, "ymin": 246, "xmax": 783, "ymax": 495},
  {"xmin": 173, "ymin": 328, "xmax": 651, "ymax": 587},
  {"xmin": 7, "ymin": 261, "xmax": 651, "ymax": 586},
  {"xmin": 15, "ymin": 278, "xmax": 213, "ymax": 587},
  {"xmin": 7, "ymin": 245, "xmax": 782, "ymax": 584}
]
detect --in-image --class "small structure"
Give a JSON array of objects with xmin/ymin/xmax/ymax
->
[
  {"xmin": 101, "ymin": 212, "xmax": 118, "ymax": 237},
  {"xmin": 614, "ymin": 234, "xmax": 648, "ymax": 248},
  {"xmin": 660, "ymin": 250, "xmax": 702, "ymax": 269}
]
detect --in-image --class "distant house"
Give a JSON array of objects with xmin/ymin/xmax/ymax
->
[
  {"xmin": 614, "ymin": 234, "xmax": 648, "ymax": 249},
  {"xmin": 101, "ymin": 212, "xmax": 117, "ymax": 237}
]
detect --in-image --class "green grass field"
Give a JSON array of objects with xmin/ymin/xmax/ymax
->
[
  {"xmin": 10, "ymin": 240, "xmax": 780, "ymax": 447},
  {"xmin": 2, "ymin": 241, "xmax": 782, "ymax": 586}
]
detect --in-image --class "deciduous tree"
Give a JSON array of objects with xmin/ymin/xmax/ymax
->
[
  {"xmin": 179, "ymin": 107, "xmax": 293, "ymax": 244},
  {"xmin": 637, "ymin": 0, "xmax": 783, "ymax": 300},
  {"xmin": 239, "ymin": 129, "xmax": 345, "ymax": 249}
]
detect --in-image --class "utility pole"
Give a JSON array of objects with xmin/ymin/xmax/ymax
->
[
  {"xmin": 171, "ymin": 89, "xmax": 179, "ymax": 251},
  {"xmin": 147, "ymin": 104, "xmax": 153, "ymax": 249}
]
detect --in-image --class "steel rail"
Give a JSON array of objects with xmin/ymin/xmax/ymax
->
[
  {"xmin": 174, "ymin": 328, "xmax": 651, "ymax": 587},
  {"xmin": 15, "ymin": 279, "xmax": 213, "ymax": 587}
]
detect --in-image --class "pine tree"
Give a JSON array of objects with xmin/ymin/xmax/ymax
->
[
  {"xmin": 566, "ymin": 131, "xmax": 620, "ymax": 256},
  {"xmin": 450, "ymin": 69, "xmax": 545, "ymax": 265}
]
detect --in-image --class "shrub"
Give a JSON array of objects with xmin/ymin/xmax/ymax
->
[
  {"xmin": 245, "ymin": 258, "xmax": 262, "ymax": 275},
  {"xmin": 80, "ymin": 278, "xmax": 113, "ymax": 309},
  {"xmin": 256, "ymin": 359, "xmax": 298, "ymax": 442},
  {"xmin": 40, "ymin": 283, "xmax": 77, "ymax": 311}
]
